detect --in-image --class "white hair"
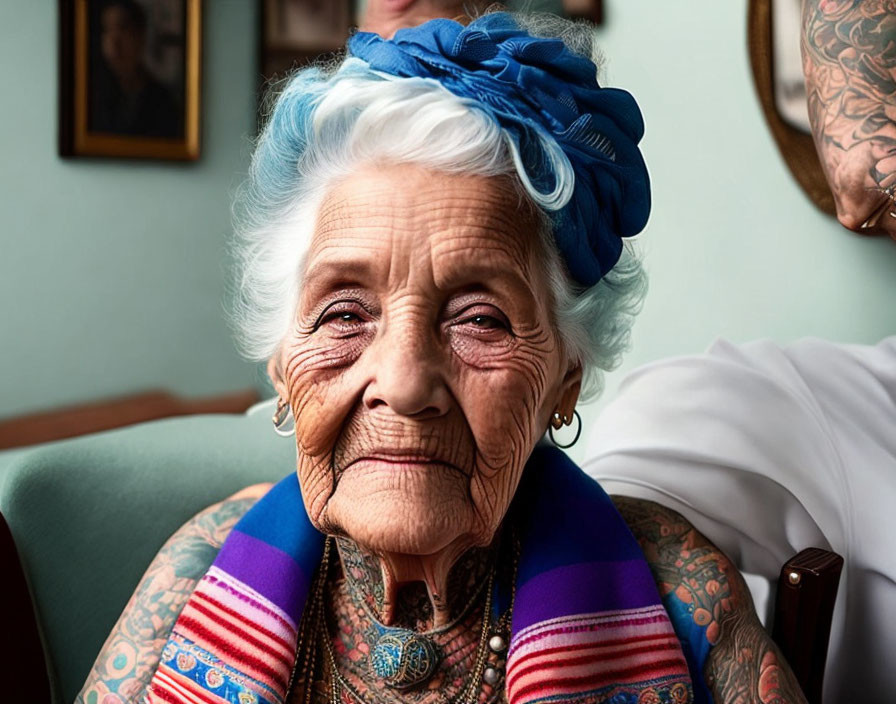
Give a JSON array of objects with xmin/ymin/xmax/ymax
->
[{"xmin": 231, "ymin": 17, "xmax": 646, "ymax": 401}]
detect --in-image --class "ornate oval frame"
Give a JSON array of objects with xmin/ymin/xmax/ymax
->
[{"xmin": 747, "ymin": 0, "xmax": 836, "ymax": 216}]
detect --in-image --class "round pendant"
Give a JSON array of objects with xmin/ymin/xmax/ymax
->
[{"xmin": 370, "ymin": 628, "xmax": 442, "ymax": 690}]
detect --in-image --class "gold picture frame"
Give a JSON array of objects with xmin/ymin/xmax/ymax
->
[{"xmin": 60, "ymin": 0, "xmax": 201, "ymax": 160}]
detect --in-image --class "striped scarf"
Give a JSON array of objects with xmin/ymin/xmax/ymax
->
[{"xmin": 146, "ymin": 447, "xmax": 698, "ymax": 704}]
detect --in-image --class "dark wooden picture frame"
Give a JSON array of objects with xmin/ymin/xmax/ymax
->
[
  {"xmin": 561, "ymin": 0, "xmax": 603, "ymax": 24},
  {"xmin": 747, "ymin": 0, "xmax": 835, "ymax": 215},
  {"xmin": 59, "ymin": 0, "xmax": 202, "ymax": 161},
  {"xmin": 260, "ymin": 0, "xmax": 354, "ymax": 86}
]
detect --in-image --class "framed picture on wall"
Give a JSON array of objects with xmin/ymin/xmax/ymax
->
[
  {"xmin": 561, "ymin": 0, "xmax": 603, "ymax": 24},
  {"xmin": 59, "ymin": 0, "xmax": 201, "ymax": 160},
  {"xmin": 507, "ymin": 0, "xmax": 604, "ymax": 24},
  {"xmin": 260, "ymin": 0, "xmax": 354, "ymax": 85}
]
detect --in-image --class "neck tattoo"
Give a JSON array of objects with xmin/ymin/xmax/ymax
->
[
  {"xmin": 334, "ymin": 537, "xmax": 498, "ymax": 690},
  {"xmin": 335, "ymin": 537, "xmax": 495, "ymax": 632},
  {"xmin": 289, "ymin": 535, "xmax": 517, "ymax": 704}
]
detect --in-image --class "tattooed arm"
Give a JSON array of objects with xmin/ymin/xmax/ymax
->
[
  {"xmin": 801, "ymin": 0, "xmax": 896, "ymax": 237},
  {"xmin": 613, "ymin": 496, "xmax": 807, "ymax": 704},
  {"xmin": 76, "ymin": 483, "xmax": 272, "ymax": 704}
]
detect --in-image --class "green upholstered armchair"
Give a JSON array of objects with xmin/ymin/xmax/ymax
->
[{"xmin": 0, "ymin": 402, "xmax": 291, "ymax": 703}]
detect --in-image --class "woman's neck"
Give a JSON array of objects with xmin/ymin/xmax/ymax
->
[{"xmin": 334, "ymin": 536, "xmax": 494, "ymax": 630}]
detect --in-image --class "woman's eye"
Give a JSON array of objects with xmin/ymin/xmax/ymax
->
[
  {"xmin": 464, "ymin": 314, "xmax": 504, "ymax": 329},
  {"xmin": 321, "ymin": 311, "xmax": 363, "ymax": 327},
  {"xmin": 313, "ymin": 302, "xmax": 369, "ymax": 332},
  {"xmin": 452, "ymin": 306, "xmax": 511, "ymax": 336},
  {"xmin": 329, "ymin": 312, "xmax": 361, "ymax": 324}
]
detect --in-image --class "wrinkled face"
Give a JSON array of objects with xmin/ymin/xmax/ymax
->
[{"xmin": 269, "ymin": 164, "xmax": 579, "ymax": 556}]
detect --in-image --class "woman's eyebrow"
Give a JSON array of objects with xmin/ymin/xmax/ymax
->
[
  {"xmin": 302, "ymin": 257, "xmax": 378, "ymax": 294},
  {"xmin": 434, "ymin": 239, "xmax": 535, "ymax": 290},
  {"xmin": 437, "ymin": 266, "xmax": 538, "ymax": 307}
]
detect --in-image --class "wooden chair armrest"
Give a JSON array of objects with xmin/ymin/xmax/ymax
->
[{"xmin": 772, "ymin": 547, "xmax": 844, "ymax": 704}]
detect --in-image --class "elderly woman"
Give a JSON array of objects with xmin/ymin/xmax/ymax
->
[{"xmin": 78, "ymin": 12, "xmax": 805, "ymax": 704}]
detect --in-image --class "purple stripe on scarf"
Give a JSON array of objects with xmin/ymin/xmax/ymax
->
[
  {"xmin": 213, "ymin": 529, "xmax": 310, "ymax": 625},
  {"xmin": 512, "ymin": 559, "xmax": 660, "ymax": 632}
]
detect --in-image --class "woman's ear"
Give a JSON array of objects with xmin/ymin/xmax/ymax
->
[
  {"xmin": 266, "ymin": 354, "xmax": 288, "ymax": 400},
  {"xmin": 555, "ymin": 363, "xmax": 583, "ymax": 427}
]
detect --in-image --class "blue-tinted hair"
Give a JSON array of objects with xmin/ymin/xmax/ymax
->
[{"xmin": 231, "ymin": 16, "xmax": 646, "ymax": 400}]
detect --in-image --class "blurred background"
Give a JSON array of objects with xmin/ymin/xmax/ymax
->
[{"xmin": 1, "ymin": 0, "xmax": 894, "ymax": 459}]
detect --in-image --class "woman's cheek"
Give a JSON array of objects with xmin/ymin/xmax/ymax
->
[
  {"xmin": 286, "ymin": 327, "xmax": 372, "ymax": 376},
  {"xmin": 295, "ymin": 453, "xmax": 334, "ymax": 526},
  {"xmin": 283, "ymin": 332, "xmax": 373, "ymax": 524},
  {"xmin": 284, "ymin": 327, "xmax": 373, "ymax": 414},
  {"xmin": 460, "ymin": 356, "xmax": 549, "ymax": 497}
]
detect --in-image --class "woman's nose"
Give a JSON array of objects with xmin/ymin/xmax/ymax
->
[{"xmin": 362, "ymin": 319, "xmax": 450, "ymax": 419}]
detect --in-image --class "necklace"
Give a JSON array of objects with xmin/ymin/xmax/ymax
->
[
  {"xmin": 287, "ymin": 537, "xmax": 335, "ymax": 704},
  {"xmin": 290, "ymin": 535, "xmax": 518, "ymax": 704},
  {"xmin": 368, "ymin": 624, "xmax": 444, "ymax": 689},
  {"xmin": 324, "ymin": 568, "xmax": 496, "ymax": 704},
  {"xmin": 351, "ymin": 546, "xmax": 497, "ymax": 690}
]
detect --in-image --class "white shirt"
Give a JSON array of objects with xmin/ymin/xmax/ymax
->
[{"xmin": 583, "ymin": 337, "xmax": 896, "ymax": 703}]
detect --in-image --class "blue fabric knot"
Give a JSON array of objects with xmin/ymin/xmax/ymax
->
[{"xmin": 348, "ymin": 13, "xmax": 651, "ymax": 287}]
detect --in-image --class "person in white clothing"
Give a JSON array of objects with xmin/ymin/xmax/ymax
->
[{"xmin": 583, "ymin": 336, "xmax": 896, "ymax": 703}]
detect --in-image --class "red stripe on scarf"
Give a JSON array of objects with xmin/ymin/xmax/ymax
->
[
  {"xmin": 507, "ymin": 637, "xmax": 682, "ymax": 690},
  {"xmin": 147, "ymin": 668, "xmax": 228, "ymax": 704},
  {"xmin": 187, "ymin": 599, "xmax": 293, "ymax": 668},
  {"xmin": 511, "ymin": 611, "xmax": 671, "ymax": 651},
  {"xmin": 510, "ymin": 658, "xmax": 690, "ymax": 704},
  {"xmin": 194, "ymin": 589, "xmax": 294, "ymax": 651},
  {"xmin": 511, "ymin": 630, "xmax": 671, "ymax": 662},
  {"xmin": 205, "ymin": 572, "xmax": 296, "ymax": 632},
  {"xmin": 175, "ymin": 614, "xmax": 288, "ymax": 689}
]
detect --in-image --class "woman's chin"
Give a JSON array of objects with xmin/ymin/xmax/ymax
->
[{"xmin": 324, "ymin": 462, "xmax": 477, "ymax": 556}]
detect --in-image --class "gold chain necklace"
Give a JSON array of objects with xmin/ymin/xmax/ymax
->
[{"xmin": 286, "ymin": 537, "xmax": 335, "ymax": 704}]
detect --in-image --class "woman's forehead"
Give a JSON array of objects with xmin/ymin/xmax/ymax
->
[{"xmin": 305, "ymin": 165, "xmax": 539, "ymax": 292}]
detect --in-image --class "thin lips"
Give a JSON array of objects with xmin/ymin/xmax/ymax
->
[
  {"xmin": 342, "ymin": 451, "xmax": 463, "ymax": 472},
  {"xmin": 364, "ymin": 454, "xmax": 435, "ymax": 463}
]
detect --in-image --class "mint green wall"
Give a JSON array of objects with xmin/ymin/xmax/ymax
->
[
  {"xmin": 1, "ymin": 2, "xmax": 894, "ymax": 429},
  {"xmin": 573, "ymin": 2, "xmax": 896, "ymax": 460},
  {"xmin": 0, "ymin": 1, "xmax": 261, "ymax": 418}
]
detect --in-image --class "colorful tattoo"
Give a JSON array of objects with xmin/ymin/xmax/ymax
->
[
  {"xmin": 334, "ymin": 536, "xmax": 493, "ymax": 632},
  {"xmin": 75, "ymin": 494, "xmax": 262, "ymax": 704},
  {"xmin": 801, "ymin": 0, "xmax": 896, "ymax": 223},
  {"xmin": 612, "ymin": 497, "xmax": 807, "ymax": 704},
  {"xmin": 292, "ymin": 540, "xmax": 508, "ymax": 704}
]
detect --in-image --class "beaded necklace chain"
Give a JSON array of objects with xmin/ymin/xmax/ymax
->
[
  {"xmin": 285, "ymin": 537, "xmax": 334, "ymax": 704},
  {"xmin": 286, "ymin": 535, "xmax": 518, "ymax": 704}
]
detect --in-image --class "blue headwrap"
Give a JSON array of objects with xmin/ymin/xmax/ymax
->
[{"xmin": 348, "ymin": 13, "xmax": 650, "ymax": 288}]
